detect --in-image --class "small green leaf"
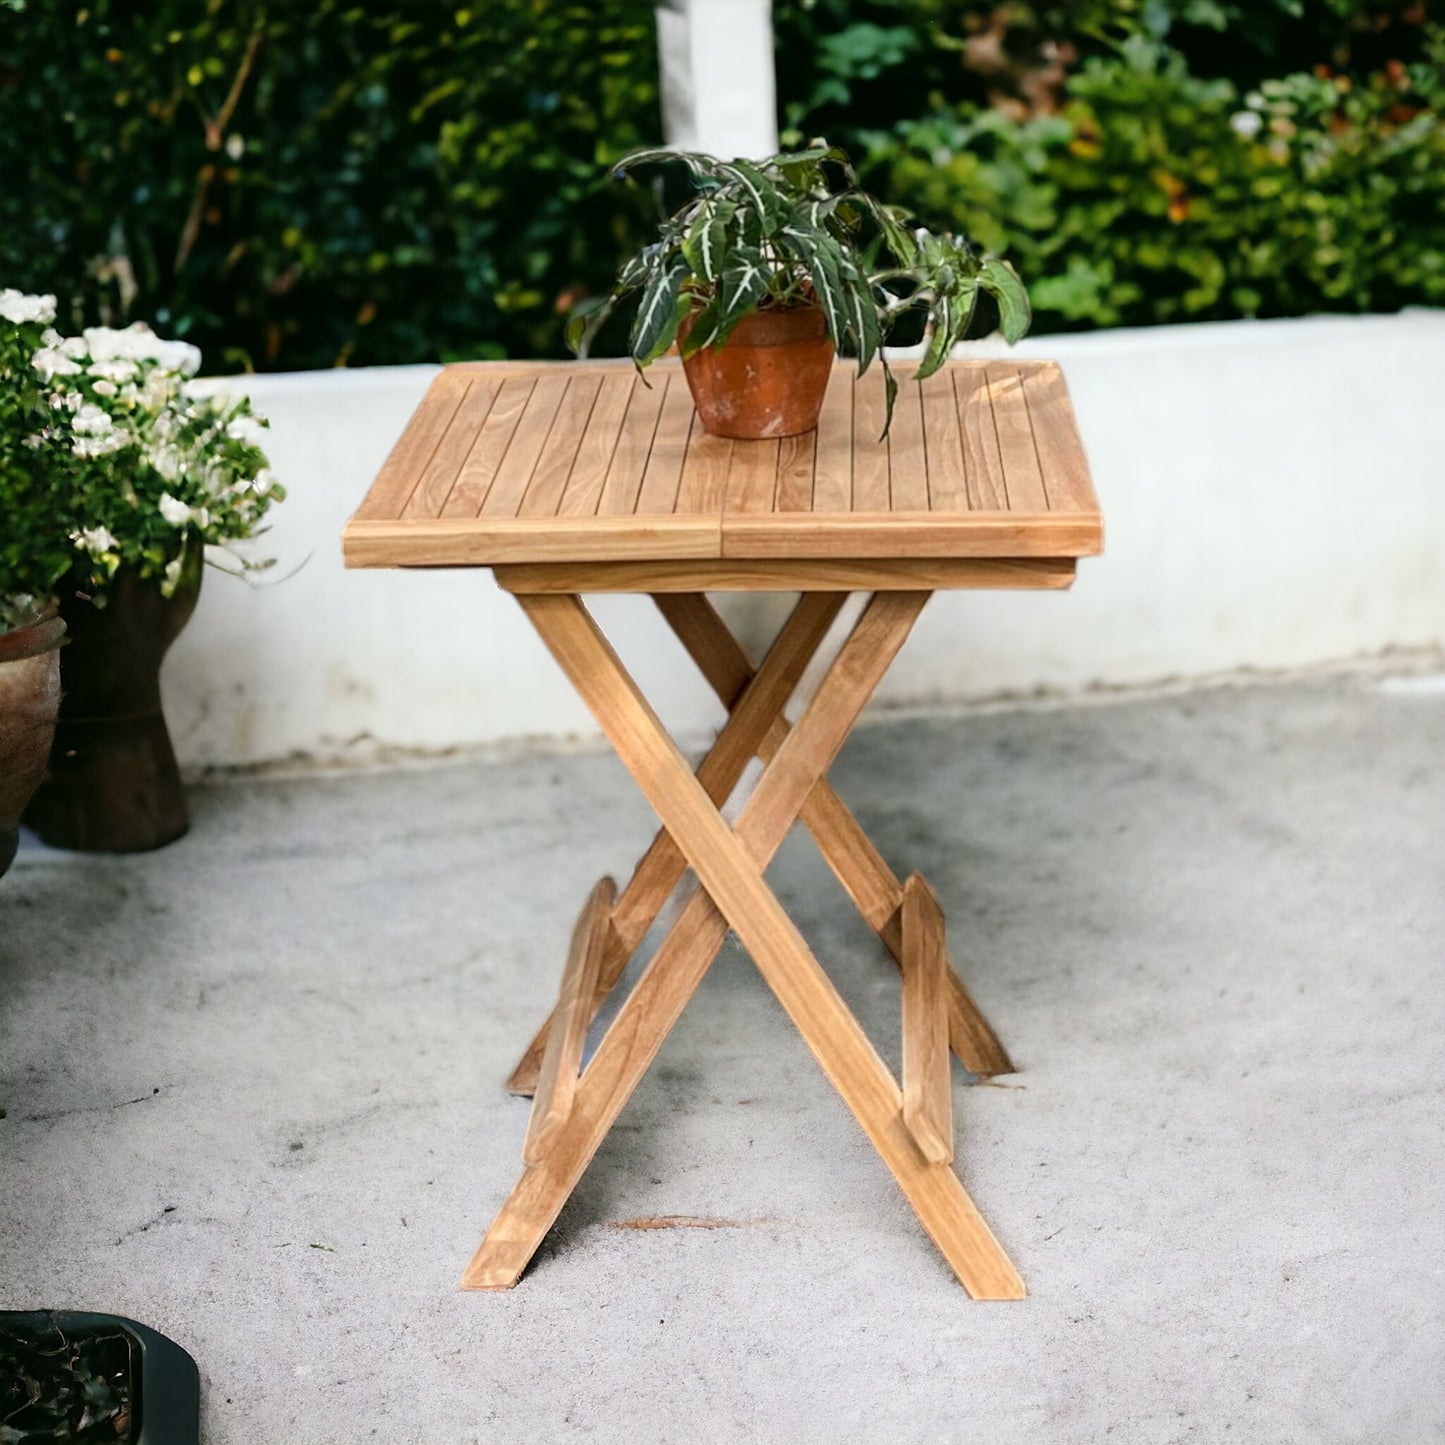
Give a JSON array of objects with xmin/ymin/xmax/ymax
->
[
  {"xmin": 979, "ymin": 257, "xmax": 1032, "ymax": 344},
  {"xmin": 564, "ymin": 294, "xmax": 610, "ymax": 356}
]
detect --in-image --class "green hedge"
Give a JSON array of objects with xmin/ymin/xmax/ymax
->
[
  {"xmin": 0, "ymin": 1, "xmax": 661, "ymax": 372},
  {"xmin": 2, "ymin": 1, "xmax": 1440, "ymax": 371},
  {"xmin": 774, "ymin": 0, "xmax": 1445, "ymax": 331}
]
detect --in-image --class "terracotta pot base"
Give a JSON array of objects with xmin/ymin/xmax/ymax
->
[{"xmin": 681, "ymin": 303, "xmax": 834, "ymax": 439}]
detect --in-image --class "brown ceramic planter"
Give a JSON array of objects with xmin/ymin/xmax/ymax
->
[
  {"xmin": 680, "ymin": 302, "xmax": 834, "ymax": 439},
  {"xmin": 0, "ymin": 614, "xmax": 66, "ymax": 878},
  {"xmin": 24, "ymin": 557, "xmax": 201, "ymax": 854}
]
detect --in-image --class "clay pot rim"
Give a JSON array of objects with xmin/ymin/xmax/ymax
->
[
  {"xmin": 680, "ymin": 297, "xmax": 830, "ymax": 350},
  {"xmin": 0, "ymin": 612, "xmax": 67, "ymax": 664}
]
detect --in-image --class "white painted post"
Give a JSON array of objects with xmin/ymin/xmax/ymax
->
[{"xmin": 656, "ymin": 0, "xmax": 778, "ymax": 159}]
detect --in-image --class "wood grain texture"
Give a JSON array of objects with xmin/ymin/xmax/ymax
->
[
  {"xmin": 504, "ymin": 594, "xmax": 844, "ymax": 1098},
  {"xmin": 492, "ymin": 557, "xmax": 1075, "ymax": 593},
  {"xmin": 901, "ymin": 873, "xmax": 953, "ymax": 1165},
  {"xmin": 659, "ymin": 594, "xmax": 1016, "ymax": 1080},
  {"xmin": 522, "ymin": 876, "xmax": 615, "ymax": 1164},
  {"xmin": 354, "ymin": 369, "xmax": 471, "ymax": 520},
  {"xmin": 343, "ymin": 357, "xmax": 1100, "ymax": 569},
  {"xmin": 463, "ymin": 591, "xmax": 1025, "ymax": 1298}
]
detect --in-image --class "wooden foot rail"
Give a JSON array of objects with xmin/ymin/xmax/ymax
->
[
  {"xmin": 901, "ymin": 873, "xmax": 953, "ymax": 1165},
  {"xmin": 522, "ymin": 877, "xmax": 614, "ymax": 1165}
]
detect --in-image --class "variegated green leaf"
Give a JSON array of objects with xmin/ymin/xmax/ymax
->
[
  {"xmin": 630, "ymin": 261, "xmax": 688, "ymax": 365},
  {"xmin": 844, "ymin": 279, "xmax": 881, "ymax": 375},
  {"xmin": 979, "ymin": 257, "xmax": 1032, "ymax": 343},
  {"xmin": 679, "ymin": 294, "xmax": 722, "ymax": 358},
  {"xmin": 712, "ymin": 246, "xmax": 772, "ymax": 347},
  {"xmin": 681, "ymin": 202, "xmax": 733, "ymax": 283},
  {"xmin": 716, "ymin": 159, "xmax": 785, "ymax": 235},
  {"xmin": 916, "ymin": 295, "xmax": 956, "ymax": 380},
  {"xmin": 612, "ymin": 145, "xmax": 715, "ymax": 180}
]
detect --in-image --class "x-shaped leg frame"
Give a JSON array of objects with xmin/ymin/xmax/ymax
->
[{"xmin": 463, "ymin": 590, "xmax": 1024, "ymax": 1298}]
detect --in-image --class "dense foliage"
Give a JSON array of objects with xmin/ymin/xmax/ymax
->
[
  {"xmin": 1, "ymin": 1, "xmax": 1439, "ymax": 370},
  {"xmin": 0, "ymin": 293, "xmax": 74, "ymax": 629},
  {"xmin": 773, "ymin": 0, "xmax": 1445, "ymax": 331},
  {"xmin": 574, "ymin": 143, "xmax": 1030, "ymax": 427},
  {"xmin": 0, "ymin": 1, "xmax": 661, "ymax": 373}
]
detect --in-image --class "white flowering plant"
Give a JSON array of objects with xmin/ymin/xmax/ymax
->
[
  {"xmin": 32, "ymin": 320, "xmax": 285, "ymax": 601},
  {"xmin": 0, "ymin": 289, "xmax": 74, "ymax": 632}
]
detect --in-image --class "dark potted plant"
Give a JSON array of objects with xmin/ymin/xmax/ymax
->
[
  {"xmin": 0, "ymin": 288, "xmax": 74, "ymax": 879},
  {"xmin": 567, "ymin": 140, "xmax": 1033, "ymax": 439},
  {"xmin": 22, "ymin": 320, "xmax": 285, "ymax": 853}
]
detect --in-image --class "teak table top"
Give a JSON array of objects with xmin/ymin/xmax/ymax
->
[{"xmin": 343, "ymin": 357, "xmax": 1101, "ymax": 589}]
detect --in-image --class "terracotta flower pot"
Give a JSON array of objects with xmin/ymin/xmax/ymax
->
[
  {"xmin": 0, "ymin": 613, "xmax": 66, "ymax": 878},
  {"xmin": 680, "ymin": 302, "xmax": 835, "ymax": 439},
  {"xmin": 24, "ymin": 556, "xmax": 201, "ymax": 854}
]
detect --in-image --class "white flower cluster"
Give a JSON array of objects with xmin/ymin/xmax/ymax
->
[
  {"xmin": 0, "ymin": 289, "xmax": 56, "ymax": 325},
  {"xmin": 9, "ymin": 303, "xmax": 282, "ymax": 593}
]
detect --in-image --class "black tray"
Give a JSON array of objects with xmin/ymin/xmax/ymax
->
[{"xmin": 0, "ymin": 1310, "xmax": 198, "ymax": 1444}]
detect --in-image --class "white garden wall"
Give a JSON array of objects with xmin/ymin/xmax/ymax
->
[{"xmin": 168, "ymin": 310, "xmax": 1445, "ymax": 770}]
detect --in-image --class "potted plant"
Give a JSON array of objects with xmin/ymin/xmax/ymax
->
[
  {"xmin": 567, "ymin": 141, "xmax": 1032, "ymax": 439},
  {"xmin": 0, "ymin": 289, "xmax": 74, "ymax": 879},
  {"xmin": 21, "ymin": 320, "xmax": 284, "ymax": 853}
]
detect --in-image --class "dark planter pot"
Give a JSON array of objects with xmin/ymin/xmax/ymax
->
[
  {"xmin": 680, "ymin": 302, "xmax": 835, "ymax": 439},
  {"xmin": 24, "ymin": 558, "xmax": 201, "ymax": 854},
  {"xmin": 0, "ymin": 613, "xmax": 66, "ymax": 878},
  {"xmin": 0, "ymin": 1309, "xmax": 200, "ymax": 1445}
]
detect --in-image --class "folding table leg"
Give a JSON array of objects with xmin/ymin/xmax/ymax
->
[
  {"xmin": 504, "ymin": 592, "xmax": 845, "ymax": 1096},
  {"xmin": 655, "ymin": 592, "xmax": 1015, "ymax": 1078},
  {"xmin": 464, "ymin": 590, "xmax": 1023, "ymax": 1299}
]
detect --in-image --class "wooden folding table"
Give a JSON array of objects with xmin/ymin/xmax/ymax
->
[{"xmin": 343, "ymin": 355, "xmax": 1102, "ymax": 1298}]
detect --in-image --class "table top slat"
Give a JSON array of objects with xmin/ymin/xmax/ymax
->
[
  {"xmin": 985, "ymin": 364, "xmax": 1048, "ymax": 512},
  {"xmin": 887, "ymin": 377, "xmax": 929, "ymax": 512},
  {"xmin": 727, "ymin": 439, "xmax": 781, "ymax": 515},
  {"xmin": 402, "ymin": 376, "xmax": 497, "ymax": 520},
  {"xmin": 556, "ymin": 371, "xmax": 635, "ymax": 517},
  {"xmin": 919, "ymin": 370, "xmax": 967, "ymax": 514},
  {"xmin": 1023, "ymin": 362, "xmax": 1096, "ymax": 515},
  {"xmin": 852, "ymin": 371, "xmax": 891, "ymax": 513},
  {"xmin": 599, "ymin": 373, "xmax": 667, "ymax": 516},
  {"xmin": 439, "ymin": 375, "xmax": 536, "ymax": 518},
  {"xmin": 955, "ymin": 366, "xmax": 1009, "ymax": 511},
  {"xmin": 343, "ymin": 356, "xmax": 1101, "ymax": 575},
  {"xmin": 777, "ymin": 431, "xmax": 817, "ymax": 512},
  {"xmin": 480, "ymin": 372, "xmax": 571, "ymax": 517},
  {"xmin": 812, "ymin": 369, "xmax": 853, "ymax": 514},
  {"xmin": 675, "ymin": 429, "xmax": 732, "ymax": 517},
  {"xmin": 355, "ymin": 369, "xmax": 471, "ymax": 521},
  {"xmin": 518, "ymin": 373, "xmax": 602, "ymax": 517},
  {"xmin": 634, "ymin": 373, "xmax": 696, "ymax": 516}
]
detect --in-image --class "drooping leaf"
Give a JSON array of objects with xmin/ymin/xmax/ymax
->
[
  {"xmin": 844, "ymin": 275, "xmax": 881, "ymax": 375},
  {"xmin": 916, "ymin": 294, "xmax": 955, "ymax": 379},
  {"xmin": 979, "ymin": 257, "xmax": 1032, "ymax": 343},
  {"xmin": 630, "ymin": 261, "xmax": 688, "ymax": 364},
  {"xmin": 783, "ymin": 226, "xmax": 846, "ymax": 348},
  {"xmin": 612, "ymin": 145, "xmax": 716, "ymax": 180},
  {"xmin": 879, "ymin": 359, "xmax": 899, "ymax": 442}
]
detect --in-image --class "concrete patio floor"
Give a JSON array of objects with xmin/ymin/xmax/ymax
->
[{"xmin": 2, "ymin": 670, "xmax": 1442, "ymax": 1443}]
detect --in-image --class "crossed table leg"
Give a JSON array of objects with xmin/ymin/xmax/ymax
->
[{"xmin": 463, "ymin": 589, "xmax": 1024, "ymax": 1298}]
